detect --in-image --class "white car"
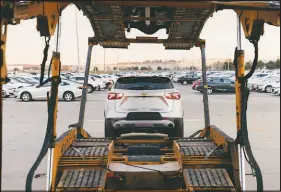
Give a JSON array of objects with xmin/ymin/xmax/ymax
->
[
  {"xmin": 4, "ymin": 78, "xmax": 33, "ymax": 96},
  {"xmin": 2, "ymin": 85, "xmax": 14, "ymax": 98},
  {"xmin": 14, "ymin": 81, "xmax": 82, "ymax": 102},
  {"xmin": 271, "ymin": 82, "xmax": 280, "ymax": 95},
  {"xmin": 256, "ymin": 77, "xmax": 280, "ymax": 93},
  {"xmin": 69, "ymin": 76, "xmax": 99, "ymax": 93},
  {"xmin": 248, "ymin": 75, "xmax": 274, "ymax": 90},
  {"xmin": 104, "ymin": 76, "xmax": 184, "ymax": 137},
  {"xmin": 90, "ymin": 75, "xmax": 107, "ymax": 90}
]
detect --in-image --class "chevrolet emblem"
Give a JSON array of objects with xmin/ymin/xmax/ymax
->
[{"xmin": 141, "ymin": 92, "xmax": 148, "ymax": 96}]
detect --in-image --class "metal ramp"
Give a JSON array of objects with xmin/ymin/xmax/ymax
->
[
  {"xmin": 58, "ymin": 138, "xmax": 111, "ymax": 167},
  {"xmin": 177, "ymin": 139, "xmax": 230, "ymax": 165},
  {"xmin": 56, "ymin": 168, "xmax": 106, "ymax": 191},
  {"xmin": 183, "ymin": 168, "xmax": 235, "ymax": 191}
]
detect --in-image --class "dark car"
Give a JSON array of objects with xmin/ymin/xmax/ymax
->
[
  {"xmin": 195, "ymin": 77, "xmax": 235, "ymax": 94},
  {"xmin": 178, "ymin": 74, "xmax": 200, "ymax": 85}
]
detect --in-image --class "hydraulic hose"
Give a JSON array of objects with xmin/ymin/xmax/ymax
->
[
  {"xmin": 235, "ymin": 40, "xmax": 263, "ymax": 191},
  {"xmin": 25, "ymin": 77, "xmax": 60, "ymax": 191},
  {"xmin": 39, "ymin": 37, "xmax": 51, "ymax": 86}
]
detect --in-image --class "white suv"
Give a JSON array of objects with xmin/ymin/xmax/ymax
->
[{"xmin": 104, "ymin": 76, "xmax": 184, "ymax": 137}]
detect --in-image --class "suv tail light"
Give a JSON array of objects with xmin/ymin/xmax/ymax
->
[
  {"xmin": 164, "ymin": 92, "xmax": 181, "ymax": 100},
  {"xmin": 108, "ymin": 92, "xmax": 124, "ymax": 100}
]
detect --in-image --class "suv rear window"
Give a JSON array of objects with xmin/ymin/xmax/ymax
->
[{"xmin": 115, "ymin": 77, "xmax": 174, "ymax": 90}]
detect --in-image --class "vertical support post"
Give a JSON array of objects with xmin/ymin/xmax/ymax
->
[
  {"xmin": 0, "ymin": 16, "xmax": 9, "ymax": 190},
  {"xmin": 196, "ymin": 40, "xmax": 211, "ymax": 136},
  {"xmin": 77, "ymin": 43, "xmax": 93, "ymax": 136},
  {"xmin": 45, "ymin": 52, "xmax": 60, "ymax": 191},
  {"xmin": 236, "ymin": 14, "xmax": 246, "ymax": 191}
]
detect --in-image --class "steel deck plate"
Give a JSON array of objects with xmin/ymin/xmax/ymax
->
[
  {"xmin": 63, "ymin": 147, "xmax": 108, "ymax": 157},
  {"xmin": 183, "ymin": 168, "xmax": 234, "ymax": 189},
  {"xmin": 57, "ymin": 168, "xmax": 106, "ymax": 189}
]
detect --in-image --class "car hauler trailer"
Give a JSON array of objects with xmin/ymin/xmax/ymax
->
[{"xmin": 0, "ymin": 1, "xmax": 280, "ymax": 191}]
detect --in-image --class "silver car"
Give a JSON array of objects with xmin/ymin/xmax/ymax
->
[{"xmin": 104, "ymin": 76, "xmax": 184, "ymax": 137}]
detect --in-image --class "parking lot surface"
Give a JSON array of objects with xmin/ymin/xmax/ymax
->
[{"xmin": 2, "ymin": 83, "xmax": 280, "ymax": 190}]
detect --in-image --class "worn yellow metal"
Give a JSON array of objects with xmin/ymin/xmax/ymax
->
[
  {"xmin": 235, "ymin": 51, "xmax": 245, "ymax": 132},
  {"xmin": 0, "ymin": 19, "xmax": 8, "ymax": 85},
  {"xmin": 51, "ymin": 52, "xmax": 60, "ymax": 139},
  {"xmin": 51, "ymin": 128, "xmax": 77, "ymax": 190},
  {"xmin": 13, "ymin": 2, "xmax": 69, "ymax": 36},
  {"xmin": 235, "ymin": 10, "xmax": 280, "ymax": 39}
]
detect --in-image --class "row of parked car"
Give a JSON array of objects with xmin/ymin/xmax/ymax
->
[
  {"xmin": 172, "ymin": 70, "xmax": 280, "ymax": 95},
  {"xmin": 2, "ymin": 73, "xmax": 120, "ymax": 102}
]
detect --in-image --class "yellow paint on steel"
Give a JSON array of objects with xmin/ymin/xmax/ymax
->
[
  {"xmin": 235, "ymin": 50, "xmax": 245, "ymax": 132},
  {"xmin": 13, "ymin": 2, "xmax": 69, "ymax": 36},
  {"xmin": 51, "ymin": 128, "xmax": 77, "ymax": 190},
  {"xmin": 235, "ymin": 10, "xmax": 280, "ymax": 40},
  {"xmin": 0, "ymin": 18, "xmax": 8, "ymax": 85},
  {"xmin": 51, "ymin": 52, "xmax": 60, "ymax": 139}
]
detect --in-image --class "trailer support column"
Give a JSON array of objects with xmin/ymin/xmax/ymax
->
[
  {"xmin": 77, "ymin": 42, "xmax": 94, "ymax": 137},
  {"xmin": 45, "ymin": 52, "xmax": 61, "ymax": 191},
  {"xmin": 196, "ymin": 39, "xmax": 211, "ymax": 137},
  {"xmin": 236, "ymin": 14, "xmax": 246, "ymax": 191}
]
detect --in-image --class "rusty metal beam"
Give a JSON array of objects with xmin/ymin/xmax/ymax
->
[
  {"xmin": 96, "ymin": 1, "xmax": 215, "ymax": 9},
  {"xmin": 94, "ymin": 16, "xmax": 197, "ymax": 22},
  {"xmin": 89, "ymin": 37, "xmax": 195, "ymax": 44}
]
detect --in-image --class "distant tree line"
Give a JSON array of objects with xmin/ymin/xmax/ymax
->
[{"xmin": 210, "ymin": 58, "xmax": 280, "ymax": 70}]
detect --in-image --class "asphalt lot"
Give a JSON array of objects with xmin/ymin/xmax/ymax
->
[{"xmin": 2, "ymin": 83, "xmax": 280, "ymax": 190}]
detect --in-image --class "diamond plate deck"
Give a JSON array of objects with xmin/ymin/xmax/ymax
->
[
  {"xmin": 63, "ymin": 147, "xmax": 108, "ymax": 157},
  {"xmin": 57, "ymin": 169, "xmax": 106, "ymax": 190},
  {"xmin": 178, "ymin": 141, "xmax": 227, "ymax": 157},
  {"xmin": 183, "ymin": 168, "xmax": 235, "ymax": 190}
]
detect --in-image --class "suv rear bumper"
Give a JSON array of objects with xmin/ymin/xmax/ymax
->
[{"xmin": 113, "ymin": 119, "xmax": 175, "ymax": 129}]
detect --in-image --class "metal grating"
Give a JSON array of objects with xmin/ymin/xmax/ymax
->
[
  {"xmin": 63, "ymin": 147, "xmax": 108, "ymax": 157},
  {"xmin": 177, "ymin": 138, "xmax": 211, "ymax": 142},
  {"xmin": 180, "ymin": 146, "xmax": 226, "ymax": 156},
  {"xmin": 57, "ymin": 169, "xmax": 106, "ymax": 189},
  {"xmin": 72, "ymin": 138, "xmax": 111, "ymax": 147},
  {"xmin": 183, "ymin": 168, "xmax": 234, "ymax": 189}
]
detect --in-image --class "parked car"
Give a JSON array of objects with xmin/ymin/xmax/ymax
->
[
  {"xmin": 248, "ymin": 74, "xmax": 271, "ymax": 90},
  {"xmin": 2, "ymin": 85, "xmax": 14, "ymax": 98},
  {"xmin": 192, "ymin": 79, "xmax": 202, "ymax": 90},
  {"xmin": 89, "ymin": 75, "xmax": 107, "ymax": 90},
  {"xmin": 256, "ymin": 77, "xmax": 280, "ymax": 93},
  {"xmin": 196, "ymin": 77, "xmax": 235, "ymax": 94},
  {"xmin": 178, "ymin": 74, "xmax": 200, "ymax": 85},
  {"xmin": 14, "ymin": 81, "xmax": 82, "ymax": 102},
  {"xmin": 270, "ymin": 82, "xmax": 280, "ymax": 95},
  {"xmin": 69, "ymin": 76, "xmax": 99, "ymax": 93},
  {"xmin": 104, "ymin": 76, "xmax": 184, "ymax": 137}
]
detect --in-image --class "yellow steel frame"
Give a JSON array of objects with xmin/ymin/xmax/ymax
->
[{"xmin": 0, "ymin": 1, "xmax": 280, "ymax": 191}]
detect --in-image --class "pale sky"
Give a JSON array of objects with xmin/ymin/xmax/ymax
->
[{"xmin": 6, "ymin": 4, "xmax": 280, "ymax": 67}]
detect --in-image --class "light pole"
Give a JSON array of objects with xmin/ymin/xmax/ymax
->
[{"xmin": 104, "ymin": 49, "xmax": 106, "ymax": 72}]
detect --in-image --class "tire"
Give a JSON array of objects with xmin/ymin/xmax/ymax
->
[
  {"xmin": 63, "ymin": 91, "xmax": 74, "ymax": 102},
  {"xmin": 173, "ymin": 119, "xmax": 184, "ymax": 137},
  {"xmin": 207, "ymin": 87, "xmax": 213, "ymax": 95},
  {"xmin": 265, "ymin": 85, "xmax": 272, "ymax": 93},
  {"xmin": 182, "ymin": 81, "xmax": 188, "ymax": 85},
  {"xmin": 21, "ymin": 92, "xmax": 32, "ymax": 102},
  {"xmin": 2, "ymin": 91, "xmax": 6, "ymax": 98},
  {"xmin": 104, "ymin": 120, "xmax": 115, "ymax": 137},
  {"xmin": 87, "ymin": 84, "xmax": 94, "ymax": 93},
  {"xmin": 96, "ymin": 85, "xmax": 101, "ymax": 91}
]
